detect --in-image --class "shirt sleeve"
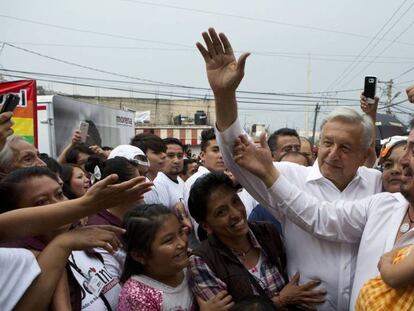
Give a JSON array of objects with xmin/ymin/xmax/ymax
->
[
  {"xmin": 0, "ymin": 248, "xmax": 41, "ymax": 311},
  {"xmin": 118, "ymin": 279, "xmax": 162, "ymax": 311},
  {"xmin": 215, "ymin": 119, "xmax": 285, "ymax": 221},
  {"xmin": 188, "ymin": 255, "xmax": 227, "ymax": 302},
  {"xmin": 267, "ymin": 174, "xmax": 373, "ymax": 243}
]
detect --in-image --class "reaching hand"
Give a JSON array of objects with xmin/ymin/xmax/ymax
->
[
  {"xmin": 0, "ymin": 112, "xmax": 13, "ymax": 152},
  {"xmin": 54, "ymin": 225, "xmax": 125, "ymax": 253},
  {"xmin": 233, "ymin": 132, "xmax": 278, "ymax": 187},
  {"xmin": 71, "ymin": 129, "xmax": 82, "ymax": 145},
  {"xmin": 82, "ymin": 175, "xmax": 153, "ymax": 210},
  {"xmin": 197, "ymin": 291, "xmax": 234, "ymax": 311},
  {"xmin": 196, "ymin": 28, "xmax": 250, "ymax": 95},
  {"xmin": 273, "ymin": 272, "xmax": 326, "ymax": 310},
  {"xmin": 407, "ymin": 85, "xmax": 414, "ymax": 103},
  {"xmin": 360, "ymin": 93, "xmax": 379, "ymax": 117}
]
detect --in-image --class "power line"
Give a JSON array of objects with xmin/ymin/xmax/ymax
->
[
  {"xmin": 393, "ymin": 64, "xmax": 414, "ymax": 80},
  {"xmin": 324, "ymin": 0, "xmax": 411, "ymax": 92},
  {"xmin": 0, "ymin": 72, "xmax": 360, "ymax": 107},
  {"xmin": 0, "ymin": 66, "xmax": 361, "ymax": 102},
  {"xmin": 119, "ymin": 0, "xmax": 414, "ymax": 46},
  {"xmin": 0, "ymin": 14, "xmax": 192, "ymax": 48},
  {"xmin": 340, "ymin": 17, "xmax": 414, "ymax": 89},
  {"xmin": 6, "ymin": 41, "xmax": 414, "ymax": 60}
]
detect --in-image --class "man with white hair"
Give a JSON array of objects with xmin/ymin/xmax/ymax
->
[
  {"xmin": 196, "ymin": 28, "xmax": 382, "ymax": 310},
  {"xmin": 0, "ymin": 135, "xmax": 46, "ymax": 179}
]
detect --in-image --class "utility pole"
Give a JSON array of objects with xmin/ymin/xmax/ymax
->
[
  {"xmin": 378, "ymin": 79, "xmax": 393, "ymax": 115},
  {"xmin": 311, "ymin": 103, "xmax": 320, "ymax": 147}
]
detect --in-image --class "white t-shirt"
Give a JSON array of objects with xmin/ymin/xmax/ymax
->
[
  {"xmin": 154, "ymin": 172, "xmax": 185, "ymax": 209},
  {"xmin": 144, "ymin": 176, "xmax": 163, "ymax": 204},
  {"xmin": 0, "ymin": 248, "xmax": 41, "ymax": 311},
  {"xmin": 68, "ymin": 250, "xmax": 121, "ymax": 311}
]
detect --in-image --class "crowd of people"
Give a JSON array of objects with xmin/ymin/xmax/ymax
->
[{"xmin": 0, "ymin": 27, "xmax": 414, "ymax": 311}]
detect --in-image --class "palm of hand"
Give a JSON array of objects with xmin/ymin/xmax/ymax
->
[{"xmin": 206, "ymin": 55, "xmax": 241, "ymax": 93}]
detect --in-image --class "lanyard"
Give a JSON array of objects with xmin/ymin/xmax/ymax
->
[{"xmin": 68, "ymin": 253, "xmax": 113, "ymax": 311}]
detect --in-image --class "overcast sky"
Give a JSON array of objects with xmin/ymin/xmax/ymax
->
[{"xmin": 1, "ymin": 0, "xmax": 414, "ymax": 132}]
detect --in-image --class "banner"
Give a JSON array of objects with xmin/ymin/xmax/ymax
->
[{"xmin": 0, "ymin": 80, "xmax": 37, "ymax": 146}]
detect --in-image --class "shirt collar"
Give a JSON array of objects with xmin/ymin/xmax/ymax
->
[{"xmin": 306, "ymin": 159, "xmax": 365, "ymax": 184}]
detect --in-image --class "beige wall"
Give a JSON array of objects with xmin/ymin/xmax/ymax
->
[{"xmin": 69, "ymin": 95, "xmax": 216, "ymax": 126}]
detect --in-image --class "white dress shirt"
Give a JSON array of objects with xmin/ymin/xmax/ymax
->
[
  {"xmin": 216, "ymin": 118, "xmax": 382, "ymax": 311},
  {"xmin": 268, "ymin": 175, "xmax": 409, "ymax": 310}
]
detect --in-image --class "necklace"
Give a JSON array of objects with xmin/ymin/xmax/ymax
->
[
  {"xmin": 400, "ymin": 208, "xmax": 414, "ymax": 234},
  {"xmin": 232, "ymin": 245, "xmax": 252, "ymax": 260}
]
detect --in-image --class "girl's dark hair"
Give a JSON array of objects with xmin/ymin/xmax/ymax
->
[
  {"xmin": 61, "ymin": 164, "xmax": 86, "ymax": 199},
  {"xmin": 0, "ymin": 166, "xmax": 59, "ymax": 212},
  {"xmin": 120, "ymin": 204, "xmax": 174, "ymax": 283}
]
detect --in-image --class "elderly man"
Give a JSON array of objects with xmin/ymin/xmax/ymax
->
[
  {"xmin": 0, "ymin": 135, "xmax": 45, "ymax": 178},
  {"xmin": 232, "ymin": 111, "xmax": 414, "ymax": 309},
  {"xmin": 196, "ymin": 28, "xmax": 382, "ymax": 310}
]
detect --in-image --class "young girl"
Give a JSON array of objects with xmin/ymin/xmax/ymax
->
[
  {"xmin": 118, "ymin": 204, "xmax": 234, "ymax": 311},
  {"xmin": 355, "ymin": 235, "xmax": 414, "ymax": 310}
]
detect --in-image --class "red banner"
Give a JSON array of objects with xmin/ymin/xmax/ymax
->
[{"xmin": 0, "ymin": 80, "xmax": 38, "ymax": 146}]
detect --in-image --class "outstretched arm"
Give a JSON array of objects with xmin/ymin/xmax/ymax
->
[
  {"xmin": 196, "ymin": 28, "xmax": 250, "ymax": 131},
  {"xmin": 360, "ymin": 93, "xmax": 379, "ymax": 168},
  {"xmin": 233, "ymin": 133, "xmax": 370, "ymax": 243},
  {"xmin": 0, "ymin": 175, "xmax": 152, "ymax": 241},
  {"xmin": 13, "ymin": 225, "xmax": 124, "ymax": 311}
]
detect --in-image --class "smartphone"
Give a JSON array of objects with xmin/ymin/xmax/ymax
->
[
  {"xmin": 364, "ymin": 76, "xmax": 377, "ymax": 102},
  {"xmin": 0, "ymin": 94, "xmax": 20, "ymax": 114},
  {"xmin": 79, "ymin": 121, "xmax": 89, "ymax": 143}
]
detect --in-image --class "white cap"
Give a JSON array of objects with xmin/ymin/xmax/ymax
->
[{"xmin": 108, "ymin": 145, "xmax": 149, "ymax": 167}]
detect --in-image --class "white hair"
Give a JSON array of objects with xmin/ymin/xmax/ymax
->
[
  {"xmin": 320, "ymin": 107, "xmax": 374, "ymax": 150},
  {"xmin": 0, "ymin": 135, "xmax": 25, "ymax": 171}
]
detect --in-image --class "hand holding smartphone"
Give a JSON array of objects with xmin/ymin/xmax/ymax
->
[
  {"xmin": 79, "ymin": 121, "xmax": 89, "ymax": 143},
  {"xmin": 0, "ymin": 94, "xmax": 20, "ymax": 114},
  {"xmin": 364, "ymin": 76, "xmax": 377, "ymax": 104}
]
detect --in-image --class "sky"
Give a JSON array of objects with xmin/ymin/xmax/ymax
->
[{"xmin": 1, "ymin": 0, "xmax": 414, "ymax": 133}]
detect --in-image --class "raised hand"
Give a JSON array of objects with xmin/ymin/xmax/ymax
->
[
  {"xmin": 55, "ymin": 225, "xmax": 125, "ymax": 253},
  {"xmin": 360, "ymin": 93, "xmax": 379, "ymax": 117},
  {"xmin": 82, "ymin": 175, "xmax": 153, "ymax": 209},
  {"xmin": 196, "ymin": 28, "xmax": 250, "ymax": 96},
  {"xmin": 407, "ymin": 85, "xmax": 414, "ymax": 103},
  {"xmin": 233, "ymin": 132, "xmax": 278, "ymax": 187},
  {"xmin": 0, "ymin": 111, "xmax": 14, "ymax": 152},
  {"xmin": 71, "ymin": 129, "xmax": 82, "ymax": 145},
  {"xmin": 273, "ymin": 272, "xmax": 326, "ymax": 310}
]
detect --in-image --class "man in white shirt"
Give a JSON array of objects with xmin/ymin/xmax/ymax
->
[
  {"xmin": 196, "ymin": 28, "xmax": 382, "ymax": 310},
  {"xmin": 130, "ymin": 133, "xmax": 166, "ymax": 204},
  {"xmin": 231, "ymin": 113, "xmax": 414, "ymax": 309},
  {"xmin": 155, "ymin": 137, "xmax": 186, "ymax": 209}
]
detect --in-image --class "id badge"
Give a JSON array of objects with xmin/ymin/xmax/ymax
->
[{"xmin": 85, "ymin": 274, "xmax": 105, "ymax": 297}]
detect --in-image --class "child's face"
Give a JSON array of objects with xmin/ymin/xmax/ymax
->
[{"xmin": 145, "ymin": 214, "xmax": 189, "ymax": 278}]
